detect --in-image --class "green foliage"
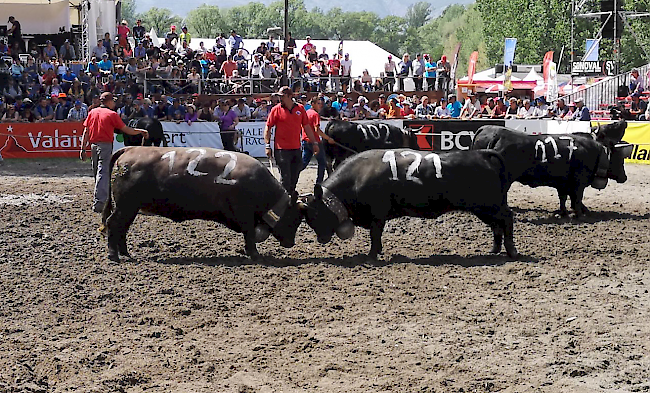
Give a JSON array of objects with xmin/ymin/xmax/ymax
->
[
  {"xmin": 137, "ymin": 7, "xmax": 182, "ymax": 35},
  {"xmin": 120, "ymin": 0, "xmax": 138, "ymax": 27},
  {"xmin": 186, "ymin": 5, "xmax": 227, "ymax": 38}
]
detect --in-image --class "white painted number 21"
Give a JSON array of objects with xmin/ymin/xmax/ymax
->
[{"xmin": 382, "ymin": 150, "xmax": 443, "ymax": 184}]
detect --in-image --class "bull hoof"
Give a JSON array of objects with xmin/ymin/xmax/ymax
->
[
  {"xmin": 554, "ymin": 210, "xmax": 569, "ymax": 219},
  {"xmin": 108, "ymin": 252, "xmax": 120, "ymax": 262},
  {"xmin": 367, "ymin": 251, "xmax": 379, "ymax": 260},
  {"xmin": 490, "ymin": 245, "xmax": 502, "ymax": 254},
  {"xmin": 505, "ymin": 246, "xmax": 519, "ymax": 259}
]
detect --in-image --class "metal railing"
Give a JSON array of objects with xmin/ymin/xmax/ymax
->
[
  {"xmin": 142, "ymin": 74, "xmax": 451, "ymax": 96},
  {"xmin": 558, "ymin": 64, "xmax": 650, "ymax": 112}
]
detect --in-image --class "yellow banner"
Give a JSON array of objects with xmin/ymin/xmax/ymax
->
[{"xmin": 591, "ymin": 121, "xmax": 650, "ymax": 164}]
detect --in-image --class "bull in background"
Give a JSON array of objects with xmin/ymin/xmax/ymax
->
[
  {"xmin": 122, "ymin": 118, "xmax": 168, "ymax": 147},
  {"xmin": 101, "ymin": 146, "xmax": 302, "ymax": 261},
  {"xmin": 301, "ymin": 148, "xmax": 518, "ymax": 259},
  {"xmin": 471, "ymin": 120, "xmax": 633, "ymax": 218},
  {"xmin": 323, "ymin": 120, "xmax": 415, "ymax": 170}
]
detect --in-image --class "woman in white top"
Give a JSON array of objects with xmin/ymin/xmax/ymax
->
[{"xmin": 517, "ymin": 99, "xmax": 536, "ymax": 118}]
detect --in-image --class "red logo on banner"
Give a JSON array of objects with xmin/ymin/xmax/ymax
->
[
  {"xmin": 0, "ymin": 122, "xmax": 87, "ymax": 159},
  {"xmin": 410, "ymin": 123, "xmax": 435, "ymax": 151}
]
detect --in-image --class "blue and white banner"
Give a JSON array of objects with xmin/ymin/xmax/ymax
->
[
  {"xmin": 585, "ymin": 39, "xmax": 599, "ymax": 61},
  {"xmin": 503, "ymin": 38, "xmax": 517, "ymax": 66}
]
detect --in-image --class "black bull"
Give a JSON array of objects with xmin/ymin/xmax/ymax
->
[
  {"xmin": 100, "ymin": 146, "xmax": 302, "ymax": 261},
  {"xmin": 323, "ymin": 120, "xmax": 417, "ymax": 170},
  {"xmin": 121, "ymin": 117, "xmax": 168, "ymax": 147},
  {"xmin": 301, "ymin": 149, "xmax": 518, "ymax": 259},
  {"xmin": 471, "ymin": 120, "xmax": 633, "ymax": 217}
]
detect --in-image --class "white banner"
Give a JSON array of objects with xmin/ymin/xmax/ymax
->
[{"xmin": 113, "ymin": 121, "xmax": 274, "ymax": 157}]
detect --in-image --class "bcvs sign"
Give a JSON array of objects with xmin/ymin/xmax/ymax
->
[{"xmin": 440, "ymin": 130, "xmax": 476, "ymax": 150}]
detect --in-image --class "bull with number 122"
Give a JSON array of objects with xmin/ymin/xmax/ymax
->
[
  {"xmin": 301, "ymin": 148, "xmax": 518, "ymax": 259},
  {"xmin": 471, "ymin": 120, "xmax": 633, "ymax": 217},
  {"xmin": 101, "ymin": 146, "xmax": 303, "ymax": 261}
]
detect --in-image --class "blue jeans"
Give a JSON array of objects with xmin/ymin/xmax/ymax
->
[{"xmin": 301, "ymin": 141, "xmax": 326, "ymax": 184}]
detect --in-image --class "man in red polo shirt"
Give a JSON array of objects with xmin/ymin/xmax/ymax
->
[
  {"xmin": 79, "ymin": 92, "xmax": 149, "ymax": 213},
  {"xmin": 264, "ymin": 86, "xmax": 319, "ymax": 195},
  {"xmin": 301, "ymin": 96, "xmax": 335, "ymax": 185}
]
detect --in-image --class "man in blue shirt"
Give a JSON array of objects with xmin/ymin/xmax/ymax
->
[
  {"xmin": 446, "ymin": 94, "xmax": 462, "ymax": 118},
  {"xmin": 98, "ymin": 54, "xmax": 113, "ymax": 73},
  {"xmin": 134, "ymin": 42, "xmax": 146, "ymax": 59},
  {"xmin": 86, "ymin": 57, "xmax": 100, "ymax": 77},
  {"xmin": 424, "ymin": 54, "xmax": 436, "ymax": 91},
  {"xmin": 166, "ymin": 99, "xmax": 186, "ymax": 120},
  {"xmin": 572, "ymin": 97, "xmax": 591, "ymax": 121},
  {"xmin": 61, "ymin": 69, "xmax": 77, "ymax": 92}
]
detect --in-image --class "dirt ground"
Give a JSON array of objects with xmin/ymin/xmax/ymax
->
[{"xmin": 0, "ymin": 157, "xmax": 649, "ymax": 393}]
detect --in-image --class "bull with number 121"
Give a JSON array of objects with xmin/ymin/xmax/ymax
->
[
  {"xmin": 301, "ymin": 148, "xmax": 518, "ymax": 259},
  {"xmin": 101, "ymin": 146, "xmax": 303, "ymax": 261}
]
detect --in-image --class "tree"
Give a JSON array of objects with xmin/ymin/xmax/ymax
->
[
  {"xmin": 137, "ymin": 7, "xmax": 182, "ymax": 36},
  {"xmin": 186, "ymin": 5, "xmax": 227, "ymax": 38},
  {"xmin": 405, "ymin": 2, "xmax": 432, "ymax": 29},
  {"xmin": 120, "ymin": 0, "xmax": 138, "ymax": 27}
]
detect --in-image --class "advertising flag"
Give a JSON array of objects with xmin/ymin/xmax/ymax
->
[
  {"xmin": 467, "ymin": 51, "xmax": 479, "ymax": 84},
  {"xmin": 504, "ymin": 38, "xmax": 517, "ymax": 66},
  {"xmin": 449, "ymin": 43, "xmax": 462, "ymax": 88}
]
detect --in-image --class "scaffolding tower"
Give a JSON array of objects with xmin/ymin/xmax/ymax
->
[
  {"xmin": 572, "ymin": 0, "xmax": 650, "ymax": 74},
  {"xmin": 80, "ymin": 0, "xmax": 90, "ymax": 62}
]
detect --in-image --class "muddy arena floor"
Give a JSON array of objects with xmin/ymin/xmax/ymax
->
[{"xmin": 0, "ymin": 158, "xmax": 649, "ymax": 393}]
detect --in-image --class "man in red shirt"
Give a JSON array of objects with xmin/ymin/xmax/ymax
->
[
  {"xmin": 301, "ymin": 97, "xmax": 335, "ymax": 185},
  {"xmin": 301, "ymin": 36, "xmax": 315, "ymax": 59},
  {"xmin": 328, "ymin": 54, "xmax": 341, "ymax": 92},
  {"xmin": 80, "ymin": 92, "xmax": 149, "ymax": 213},
  {"xmin": 220, "ymin": 55, "xmax": 238, "ymax": 79},
  {"xmin": 264, "ymin": 86, "xmax": 319, "ymax": 195}
]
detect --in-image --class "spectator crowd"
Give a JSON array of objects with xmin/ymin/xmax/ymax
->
[{"xmin": 2, "ymin": 17, "xmax": 640, "ymax": 124}]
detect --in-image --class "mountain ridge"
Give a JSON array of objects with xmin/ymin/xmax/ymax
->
[{"xmin": 135, "ymin": 0, "xmax": 475, "ymax": 18}]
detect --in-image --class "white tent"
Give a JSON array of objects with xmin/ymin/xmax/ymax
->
[{"xmin": 0, "ymin": 0, "xmax": 71, "ymax": 34}]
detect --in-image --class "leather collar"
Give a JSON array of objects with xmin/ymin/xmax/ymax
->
[
  {"xmin": 321, "ymin": 186, "xmax": 349, "ymax": 223},
  {"xmin": 262, "ymin": 193, "xmax": 291, "ymax": 228}
]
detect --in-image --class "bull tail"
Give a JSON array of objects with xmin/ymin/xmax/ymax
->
[
  {"xmin": 484, "ymin": 150, "xmax": 510, "ymax": 195},
  {"xmin": 100, "ymin": 147, "xmax": 129, "ymax": 230}
]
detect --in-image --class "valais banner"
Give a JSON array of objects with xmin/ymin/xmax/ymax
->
[{"xmin": 0, "ymin": 122, "xmax": 86, "ymax": 159}]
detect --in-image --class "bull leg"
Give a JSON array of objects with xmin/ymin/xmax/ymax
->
[
  {"xmin": 490, "ymin": 225, "xmax": 504, "ymax": 254},
  {"xmin": 570, "ymin": 187, "xmax": 588, "ymax": 218},
  {"xmin": 475, "ymin": 213, "xmax": 503, "ymax": 254},
  {"xmin": 502, "ymin": 209, "xmax": 518, "ymax": 258},
  {"xmin": 557, "ymin": 191, "xmax": 569, "ymax": 217},
  {"xmin": 243, "ymin": 229, "xmax": 261, "ymax": 261},
  {"xmin": 106, "ymin": 206, "xmax": 139, "ymax": 261},
  {"xmin": 368, "ymin": 220, "xmax": 385, "ymax": 260}
]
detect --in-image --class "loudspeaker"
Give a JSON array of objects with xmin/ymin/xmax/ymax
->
[
  {"xmin": 601, "ymin": 0, "xmax": 624, "ymax": 38},
  {"xmin": 0, "ymin": 26, "xmax": 7, "ymax": 36}
]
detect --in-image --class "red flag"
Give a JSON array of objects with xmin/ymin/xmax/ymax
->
[
  {"xmin": 467, "ymin": 51, "xmax": 479, "ymax": 84},
  {"xmin": 543, "ymin": 51, "xmax": 554, "ymax": 83}
]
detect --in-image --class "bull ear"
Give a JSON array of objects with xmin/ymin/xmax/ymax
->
[{"xmin": 314, "ymin": 184, "xmax": 323, "ymax": 200}]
